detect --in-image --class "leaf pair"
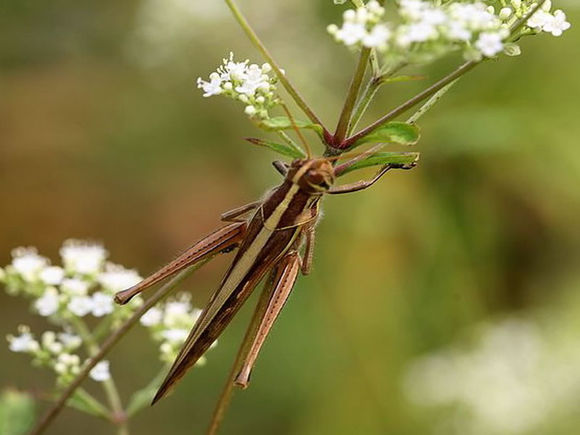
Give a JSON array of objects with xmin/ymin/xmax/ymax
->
[{"xmin": 249, "ymin": 116, "xmax": 420, "ymax": 160}]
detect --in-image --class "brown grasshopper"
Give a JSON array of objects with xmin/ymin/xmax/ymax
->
[{"xmin": 114, "ymin": 152, "xmax": 417, "ymax": 403}]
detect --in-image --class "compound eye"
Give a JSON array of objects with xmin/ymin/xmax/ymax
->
[{"xmin": 307, "ymin": 170, "xmax": 323, "ymax": 184}]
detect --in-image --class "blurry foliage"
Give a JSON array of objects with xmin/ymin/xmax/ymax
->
[
  {"xmin": 0, "ymin": 389, "xmax": 36, "ymax": 435},
  {"xmin": 1, "ymin": 0, "xmax": 579, "ymax": 434}
]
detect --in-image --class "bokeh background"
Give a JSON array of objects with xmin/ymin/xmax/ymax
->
[{"xmin": 1, "ymin": 1, "xmax": 579, "ymax": 434}]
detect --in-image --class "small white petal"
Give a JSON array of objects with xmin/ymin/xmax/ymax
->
[
  {"xmin": 68, "ymin": 296, "xmax": 94, "ymax": 317},
  {"xmin": 140, "ymin": 307, "xmax": 163, "ymax": 326},
  {"xmin": 35, "ymin": 287, "xmax": 60, "ymax": 317},
  {"xmin": 89, "ymin": 361, "xmax": 111, "ymax": 382}
]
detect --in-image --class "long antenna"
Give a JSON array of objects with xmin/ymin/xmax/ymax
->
[{"xmin": 281, "ymin": 102, "xmax": 312, "ymax": 159}]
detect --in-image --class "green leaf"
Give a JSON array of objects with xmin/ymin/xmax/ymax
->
[
  {"xmin": 0, "ymin": 389, "xmax": 36, "ymax": 435},
  {"xmin": 126, "ymin": 368, "xmax": 168, "ymax": 417},
  {"xmin": 246, "ymin": 138, "xmax": 306, "ymax": 159},
  {"xmin": 67, "ymin": 389, "xmax": 111, "ymax": 420},
  {"xmin": 352, "ymin": 122, "xmax": 420, "ymax": 147},
  {"xmin": 339, "ymin": 152, "xmax": 420, "ymax": 176},
  {"xmin": 260, "ymin": 117, "xmax": 324, "ymax": 137}
]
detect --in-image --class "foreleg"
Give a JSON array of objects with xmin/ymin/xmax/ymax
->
[{"xmin": 328, "ymin": 163, "xmax": 415, "ymax": 195}]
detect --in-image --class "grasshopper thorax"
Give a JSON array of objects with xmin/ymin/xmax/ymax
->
[{"xmin": 288, "ymin": 158, "xmax": 335, "ymax": 194}]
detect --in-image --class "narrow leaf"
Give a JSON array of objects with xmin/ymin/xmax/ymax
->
[
  {"xmin": 339, "ymin": 152, "xmax": 420, "ymax": 175},
  {"xmin": 379, "ymin": 75, "xmax": 426, "ymax": 84},
  {"xmin": 352, "ymin": 121, "xmax": 420, "ymax": 147},
  {"xmin": 260, "ymin": 117, "xmax": 324, "ymax": 137},
  {"xmin": 126, "ymin": 368, "xmax": 168, "ymax": 417},
  {"xmin": 66, "ymin": 389, "xmax": 110, "ymax": 420},
  {"xmin": 246, "ymin": 138, "xmax": 306, "ymax": 159}
]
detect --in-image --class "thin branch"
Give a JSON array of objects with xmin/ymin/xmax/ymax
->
[
  {"xmin": 348, "ymin": 62, "xmax": 409, "ymax": 134},
  {"xmin": 30, "ymin": 263, "xmax": 207, "ymax": 435},
  {"xmin": 206, "ymin": 273, "xmax": 277, "ymax": 435},
  {"xmin": 333, "ymin": 48, "xmax": 371, "ymax": 146},
  {"xmin": 342, "ymin": 0, "xmax": 547, "ymax": 149},
  {"xmin": 342, "ymin": 60, "xmax": 478, "ymax": 148},
  {"xmin": 223, "ymin": 0, "xmax": 330, "ymax": 139},
  {"xmin": 406, "ymin": 79, "xmax": 458, "ymax": 125}
]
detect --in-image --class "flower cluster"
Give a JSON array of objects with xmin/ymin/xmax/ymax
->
[
  {"xmin": 328, "ymin": 0, "xmax": 570, "ymax": 62},
  {"xmin": 7, "ymin": 326, "xmax": 88, "ymax": 386},
  {"xmin": 404, "ymin": 318, "xmax": 580, "ymax": 434},
  {"xmin": 140, "ymin": 293, "xmax": 215, "ymax": 365},
  {"xmin": 196, "ymin": 52, "xmax": 279, "ymax": 120},
  {"xmin": 3, "ymin": 242, "xmax": 142, "ymax": 322},
  {"xmin": 524, "ymin": 0, "xmax": 571, "ymax": 36},
  {"xmin": 2, "ymin": 240, "xmax": 213, "ymax": 390}
]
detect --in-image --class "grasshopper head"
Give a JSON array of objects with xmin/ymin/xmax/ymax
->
[{"xmin": 289, "ymin": 158, "xmax": 335, "ymax": 194}]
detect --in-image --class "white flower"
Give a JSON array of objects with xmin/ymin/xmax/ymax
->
[
  {"xmin": 362, "ymin": 24, "xmax": 391, "ymax": 48},
  {"xmin": 164, "ymin": 300, "xmax": 190, "ymax": 317},
  {"xmin": 445, "ymin": 21, "xmax": 472, "ymax": 41},
  {"xmin": 58, "ymin": 332, "xmax": 82, "ymax": 349},
  {"xmin": 196, "ymin": 72, "xmax": 223, "ymax": 97},
  {"xmin": 198, "ymin": 52, "xmax": 278, "ymax": 119},
  {"xmin": 140, "ymin": 307, "xmax": 163, "ymax": 326},
  {"xmin": 335, "ymin": 21, "xmax": 367, "ymax": 45},
  {"xmin": 54, "ymin": 353, "xmax": 81, "ymax": 375},
  {"xmin": 11, "ymin": 247, "xmax": 48, "ymax": 281},
  {"xmin": 89, "ymin": 361, "xmax": 111, "ymax": 382},
  {"xmin": 499, "ymin": 7, "xmax": 513, "ymax": 20},
  {"xmin": 8, "ymin": 327, "xmax": 39, "ymax": 353},
  {"xmin": 527, "ymin": 9, "xmax": 550, "ymax": 30},
  {"xmin": 475, "ymin": 31, "xmax": 506, "ymax": 57},
  {"xmin": 60, "ymin": 240, "xmax": 107, "ymax": 275},
  {"xmin": 91, "ymin": 292, "xmax": 114, "ymax": 317},
  {"xmin": 34, "ymin": 287, "xmax": 60, "ymax": 317},
  {"xmin": 220, "ymin": 53, "xmax": 248, "ymax": 81},
  {"xmin": 61, "ymin": 278, "xmax": 90, "ymax": 296},
  {"xmin": 42, "ymin": 331, "xmax": 64, "ymax": 354},
  {"xmin": 235, "ymin": 64, "xmax": 267, "ymax": 96},
  {"xmin": 543, "ymin": 10, "xmax": 571, "ymax": 37},
  {"xmin": 97, "ymin": 263, "xmax": 142, "ymax": 293},
  {"xmin": 40, "ymin": 266, "xmax": 65, "ymax": 285},
  {"xmin": 68, "ymin": 296, "xmax": 94, "ymax": 317},
  {"xmin": 162, "ymin": 328, "xmax": 189, "ymax": 343}
]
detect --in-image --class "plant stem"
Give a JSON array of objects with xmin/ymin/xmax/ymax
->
[
  {"xmin": 348, "ymin": 62, "xmax": 409, "ymax": 135},
  {"xmin": 72, "ymin": 318, "xmax": 128, "ymax": 434},
  {"xmin": 223, "ymin": 0, "xmax": 330, "ymax": 140},
  {"xmin": 342, "ymin": 0, "xmax": 546, "ymax": 149},
  {"xmin": 342, "ymin": 60, "xmax": 478, "ymax": 148},
  {"xmin": 30, "ymin": 263, "xmax": 206, "ymax": 435},
  {"xmin": 406, "ymin": 79, "xmax": 458, "ymax": 125},
  {"xmin": 348, "ymin": 77, "xmax": 381, "ymax": 136},
  {"xmin": 333, "ymin": 48, "xmax": 371, "ymax": 146},
  {"xmin": 206, "ymin": 275, "xmax": 277, "ymax": 435}
]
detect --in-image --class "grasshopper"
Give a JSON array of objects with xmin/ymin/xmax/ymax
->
[{"xmin": 114, "ymin": 149, "xmax": 417, "ymax": 403}]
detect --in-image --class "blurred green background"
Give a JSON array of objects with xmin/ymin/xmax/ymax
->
[{"xmin": 1, "ymin": 1, "xmax": 579, "ymax": 434}]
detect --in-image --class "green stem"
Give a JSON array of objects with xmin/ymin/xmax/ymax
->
[
  {"xmin": 223, "ymin": 0, "xmax": 329, "ymax": 139},
  {"xmin": 343, "ymin": 0, "xmax": 546, "ymax": 148},
  {"xmin": 206, "ymin": 275, "xmax": 277, "ymax": 435},
  {"xmin": 348, "ymin": 62, "xmax": 408, "ymax": 135},
  {"xmin": 406, "ymin": 79, "xmax": 458, "ymax": 125},
  {"xmin": 30, "ymin": 264, "xmax": 205, "ymax": 435},
  {"xmin": 343, "ymin": 60, "xmax": 478, "ymax": 148},
  {"xmin": 72, "ymin": 318, "xmax": 129, "ymax": 435},
  {"xmin": 348, "ymin": 77, "xmax": 381, "ymax": 136},
  {"xmin": 333, "ymin": 47, "xmax": 371, "ymax": 146},
  {"xmin": 277, "ymin": 131, "xmax": 305, "ymax": 157}
]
